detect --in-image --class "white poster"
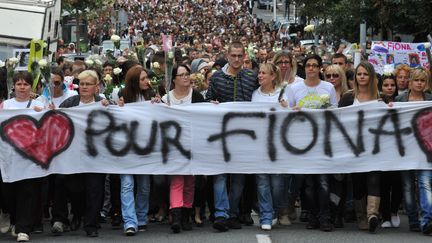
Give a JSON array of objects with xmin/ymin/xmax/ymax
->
[
  {"xmin": 0, "ymin": 101, "xmax": 432, "ymax": 182},
  {"xmin": 368, "ymin": 41, "xmax": 431, "ymax": 74}
]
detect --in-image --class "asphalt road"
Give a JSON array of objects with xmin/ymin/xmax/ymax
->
[{"xmin": 0, "ymin": 213, "xmax": 428, "ymax": 243}]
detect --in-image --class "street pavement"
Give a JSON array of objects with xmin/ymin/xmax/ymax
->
[{"xmin": 0, "ymin": 213, "xmax": 428, "ymax": 243}]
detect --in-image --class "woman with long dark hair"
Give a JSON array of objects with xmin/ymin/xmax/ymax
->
[{"xmin": 117, "ymin": 65, "xmax": 155, "ymax": 236}]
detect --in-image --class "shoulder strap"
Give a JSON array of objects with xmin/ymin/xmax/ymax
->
[{"xmin": 26, "ymin": 99, "xmax": 32, "ymax": 108}]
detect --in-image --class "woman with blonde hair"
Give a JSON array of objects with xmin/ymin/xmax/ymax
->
[
  {"xmin": 339, "ymin": 61, "xmax": 380, "ymax": 233},
  {"xmin": 272, "ymin": 50, "xmax": 303, "ymax": 85},
  {"xmin": 252, "ymin": 63, "xmax": 288, "ymax": 231},
  {"xmin": 324, "ymin": 64, "xmax": 349, "ymax": 102},
  {"xmin": 395, "ymin": 67, "xmax": 431, "ymax": 233}
]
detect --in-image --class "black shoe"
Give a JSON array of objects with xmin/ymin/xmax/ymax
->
[
  {"xmin": 124, "ymin": 227, "xmax": 136, "ymax": 236},
  {"xmin": 86, "ymin": 230, "xmax": 98, "ymax": 237},
  {"xmin": 334, "ymin": 216, "xmax": 344, "ymax": 228},
  {"xmin": 226, "ymin": 217, "xmax": 242, "ymax": 229},
  {"xmin": 320, "ymin": 222, "xmax": 333, "ymax": 232},
  {"xmin": 32, "ymin": 224, "xmax": 43, "ymax": 234},
  {"xmin": 70, "ymin": 216, "xmax": 81, "ymax": 231},
  {"xmin": 409, "ymin": 223, "xmax": 421, "ymax": 232},
  {"xmin": 213, "ymin": 217, "xmax": 229, "ymax": 232},
  {"xmin": 300, "ymin": 210, "xmax": 309, "ymax": 222},
  {"xmin": 171, "ymin": 208, "xmax": 181, "ymax": 233},
  {"xmin": 99, "ymin": 214, "xmax": 107, "ymax": 223},
  {"xmin": 306, "ymin": 219, "xmax": 319, "ymax": 230},
  {"xmin": 344, "ymin": 209, "xmax": 356, "ymax": 223},
  {"xmin": 423, "ymin": 222, "xmax": 432, "ymax": 235},
  {"xmin": 111, "ymin": 213, "xmax": 122, "ymax": 228},
  {"xmin": 368, "ymin": 216, "xmax": 379, "ymax": 234},
  {"xmin": 138, "ymin": 225, "xmax": 147, "ymax": 232},
  {"xmin": 181, "ymin": 208, "xmax": 192, "ymax": 231},
  {"xmin": 239, "ymin": 214, "xmax": 254, "ymax": 226}
]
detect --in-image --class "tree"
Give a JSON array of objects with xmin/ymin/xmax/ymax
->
[
  {"xmin": 296, "ymin": 0, "xmax": 432, "ymax": 42},
  {"xmin": 62, "ymin": 0, "xmax": 113, "ymax": 52}
]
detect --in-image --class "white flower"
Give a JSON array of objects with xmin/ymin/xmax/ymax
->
[
  {"xmin": 113, "ymin": 67, "xmax": 122, "ymax": 75},
  {"xmin": 43, "ymin": 42, "xmax": 48, "ymax": 48},
  {"xmin": 168, "ymin": 51, "xmax": 174, "ymax": 59},
  {"xmin": 104, "ymin": 74, "xmax": 112, "ymax": 81},
  {"xmin": 425, "ymin": 42, "xmax": 431, "ymax": 49},
  {"xmin": 85, "ymin": 59, "xmax": 94, "ymax": 66},
  {"xmin": 111, "ymin": 35, "xmax": 121, "ymax": 42},
  {"xmin": 304, "ymin": 24, "xmax": 315, "ymax": 32},
  {"xmin": 152, "ymin": 62, "xmax": 160, "ymax": 69},
  {"xmin": 9, "ymin": 57, "xmax": 19, "ymax": 65},
  {"xmin": 38, "ymin": 59, "xmax": 48, "ymax": 67},
  {"xmin": 320, "ymin": 94, "xmax": 330, "ymax": 103},
  {"xmin": 0, "ymin": 60, "xmax": 4, "ymax": 68},
  {"xmin": 95, "ymin": 59, "xmax": 103, "ymax": 66}
]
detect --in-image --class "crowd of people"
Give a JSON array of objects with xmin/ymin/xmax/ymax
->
[{"xmin": 0, "ymin": 0, "xmax": 431, "ymax": 242}]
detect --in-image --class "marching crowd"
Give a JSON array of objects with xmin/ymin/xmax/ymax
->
[{"xmin": 0, "ymin": 0, "xmax": 432, "ymax": 242}]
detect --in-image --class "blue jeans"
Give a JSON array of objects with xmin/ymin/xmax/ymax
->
[
  {"xmin": 120, "ymin": 174, "xmax": 150, "ymax": 230},
  {"xmin": 401, "ymin": 170, "xmax": 420, "ymax": 226},
  {"xmin": 418, "ymin": 170, "xmax": 432, "ymax": 231},
  {"xmin": 213, "ymin": 174, "xmax": 245, "ymax": 218},
  {"xmin": 256, "ymin": 174, "xmax": 284, "ymax": 225}
]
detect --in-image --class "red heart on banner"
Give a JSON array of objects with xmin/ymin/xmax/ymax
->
[
  {"xmin": 412, "ymin": 107, "xmax": 432, "ymax": 162},
  {"xmin": 1, "ymin": 110, "xmax": 74, "ymax": 169}
]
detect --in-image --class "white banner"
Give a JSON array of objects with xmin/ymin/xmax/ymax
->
[
  {"xmin": 1, "ymin": 102, "xmax": 432, "ymax": 182},
  {"xmin": 368, "ymin": 41, "xmax": 431, "ymax": 74}
]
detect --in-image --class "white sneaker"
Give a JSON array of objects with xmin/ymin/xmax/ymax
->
[
  {"xmin": 381, "ymin": 221, "xmax": 392, "ymax": 228},
  {"xmin": 51, "ymin": 221, "xmax": 64, "ymax": 235},
  {"xmin": 391, "ymin": 214, "xmax": 400, "ymax": 228},
  {"xmin": 10, "ymin": 225, "xmax": 17, "ymax": 237},
  {"xmin": 17, "ymin": 232, "xmax": 29, "ymax": 242},
  {"xmin": 0, "ymin": 213, "xmax": 11, "ymax": 234},
  {"xmin": 261, "ymin": 224, "xmax": 272, "ymax": 231}
]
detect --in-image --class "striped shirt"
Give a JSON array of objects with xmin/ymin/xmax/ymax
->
[{"xmin": 205, "ymin": 65, "xmax": 258, "ymax": 103}]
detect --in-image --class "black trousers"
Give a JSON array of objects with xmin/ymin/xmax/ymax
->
[
  {"xmin": 4, "ymin": 178, "xmax": 42, "ymax": 234},
  {"xmin": 194, "ymin": 176, "xmax": 215, "ymax": 217},
  {"xmin": 352, "ymin": 172, "xmax": 380, "ymax": 199},
  {"xmin": 51, "ymin": 173, "xmax": 105, "ymax": 232},
  {"xmin": 380, "ymin": 171, "xmax": 402, "ymax": 221}
]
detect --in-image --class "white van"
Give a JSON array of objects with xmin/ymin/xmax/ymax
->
[{"xmin": 0, "ymin": 0, "xmax": 61, "ymax": 60}]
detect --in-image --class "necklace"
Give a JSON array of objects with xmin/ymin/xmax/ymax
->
[{"xmin": 258, "ymin": 86, "xmax": 277, "ymax": 96}]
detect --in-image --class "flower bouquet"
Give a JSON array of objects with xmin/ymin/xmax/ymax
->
[{"xmin": 111, "ymin": 34, "xmax": 121, "ymax": 57}]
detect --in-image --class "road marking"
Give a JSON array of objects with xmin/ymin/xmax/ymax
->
[{"xmin": 256, "ymin": 234, "xmax": 272, "ymax": 243}]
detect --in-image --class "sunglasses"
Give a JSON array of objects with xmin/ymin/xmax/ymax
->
[{"xmin": 325, "ymin": 73, "xmax": 340, "ymax": 79}]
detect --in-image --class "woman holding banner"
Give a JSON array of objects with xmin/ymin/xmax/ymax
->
[
  {"xmin": 51, "ymin": 70, "xmax": 109, "ymax": 238},
  {"xmin": 116, "ymin": 65, "xmax": 156, "ymax": 236},
  {"xmin": 161, "ymin": 64, "xmax": 204, "ymax": 233},
  {"xmin": 251, "ymin": 63, "xmax": 289, "ymax": 230},
  {"xmin": 339, "ymin": 61, "xmax": 381, "ymax": 233},
  {"xmin": 395, "ymin": 67, "xmax": 432, "ymax": 233},
  {"xmin": 0, "ymin": 72, "xmax": 44, "ymax": 242}
]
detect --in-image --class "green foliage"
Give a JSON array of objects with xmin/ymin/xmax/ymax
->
[{"xmin": 297, "ymin": 0, "xmax": 432, "ymax": 42}]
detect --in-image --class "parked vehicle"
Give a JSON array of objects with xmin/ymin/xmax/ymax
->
[
  {"xmin": 257, "ymin": 0, "xmax": 272, "ymax": 9},
  {"xmin": 0, "ymin": 0, "xmax": 61, "ymax": 61}
]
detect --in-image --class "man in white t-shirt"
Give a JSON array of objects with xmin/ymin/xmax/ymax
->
[
  {"xmin": 285, "ymin": 54, "xmax": 336, "ymax": 232},
  {"xmin": 37, "ymin": 68, "xmax": 77, "ymax": 108}
]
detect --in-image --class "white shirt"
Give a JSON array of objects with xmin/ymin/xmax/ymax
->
[
  {"xmin": 286, "ymin": 80, "xmax": 337, "ymax": 109},
  {"xmin": 161, "ymin": 89, "xmax": 192, "ymax": 106},
  {"xmin": 37, "ymin": 89, "xmax": 78, "ymax": 108},
  {"xmin": 2, "ymin": 98, "xmax": 44, "ymax": 109},
  {"xmin": 251, "ymin": 86, "xmax": 287, "ymax": 103}
]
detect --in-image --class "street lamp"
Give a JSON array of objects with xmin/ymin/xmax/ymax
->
[{"xmin": 114, "ymin": 0, "xmax": 120, "ymax": 35}]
